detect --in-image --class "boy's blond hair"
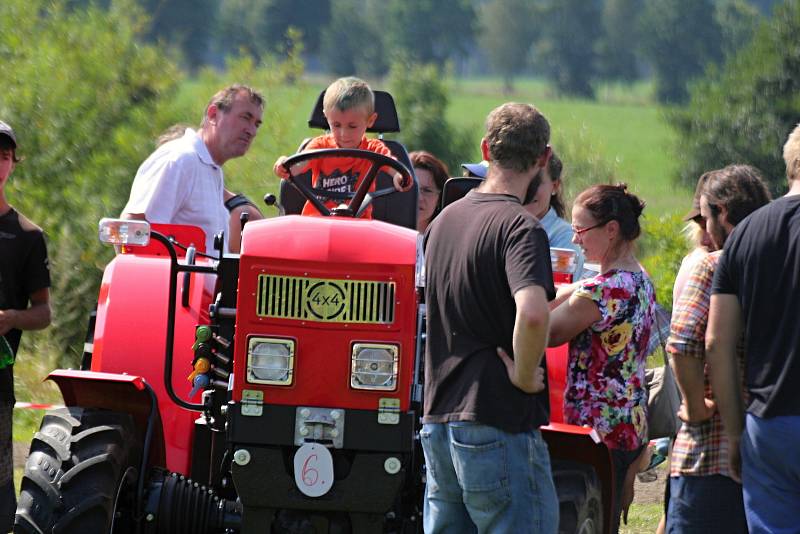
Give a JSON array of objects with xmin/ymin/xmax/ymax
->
[
  {"xmin": 323, "ymin": 77, "xmax": 375, "ymax": 115},
  {"xmin": 783, "ymin": 123, "xmax": 800, "ymax": 182}
]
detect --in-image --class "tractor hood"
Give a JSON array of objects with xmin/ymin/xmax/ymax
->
[{"xmin": 239, "ymin": 215, "xmax": 418, "ymax": 266}]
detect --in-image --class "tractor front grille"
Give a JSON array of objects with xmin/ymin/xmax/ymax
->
[{"xmin": 256, "ymin": 274, "xmax": 396, "ymax": 324}]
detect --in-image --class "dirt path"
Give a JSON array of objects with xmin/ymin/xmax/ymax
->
[
  {"xmin": 633, "ymin": 464, "xmax": 667, "ymax": 505},
  {"xmin": 12, "ymin": 442, "xmax": 27, "ymax": 469}
]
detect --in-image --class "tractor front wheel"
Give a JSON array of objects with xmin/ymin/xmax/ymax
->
[
  {"xmin": 14, "ymin": 407, "xmax": 142, "ymax": 534},
  {"xmin": 553, "ymin": 460, "xmax": 603, "ymax": 534}
]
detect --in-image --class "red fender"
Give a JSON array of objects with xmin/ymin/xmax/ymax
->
[
  {"xmin": 90, "ymin": 224, "xmax": 217, "ymax": 473},
  {"xmin": 46, "ymin": 369, "xmax": 166, "ymax": 468}
]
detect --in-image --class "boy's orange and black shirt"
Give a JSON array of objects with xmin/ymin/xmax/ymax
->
[{"xmin": 301, "ymin": 133, "xmax": 394, "ymax": 218}]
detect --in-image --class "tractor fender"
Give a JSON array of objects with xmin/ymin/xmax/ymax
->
[
  {"xmin": 541, "ymin": 423, "xmax": 615, "ymax": 534},
  {"xmin": 46, "ymin": 369, "xmax": 166, "ymax": 468},
  {"xmin": 89, "ymin": 246, "xmax": 217, "ymax": 474}
]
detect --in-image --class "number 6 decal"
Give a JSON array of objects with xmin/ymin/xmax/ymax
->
[
  {"xmin": 301, "ymin": 454, "xmax": 319, "ymax": 486},
  {"xmin": 294, "ymin": 442, "xmax": 334, "ymax": 497}
]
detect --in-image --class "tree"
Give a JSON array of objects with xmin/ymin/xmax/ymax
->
[
  {"xmin": 595, "ymin": 0, "xmax": 644, "ymax": 82},
  {"xmin": 715, "ymin": 0, "xmax": 760, "ymax": 59},
  {"xmin": 141, "ymin": 0, "xmax": 217, "ymax": 70},
  {"xmin": 478, "ymin": 0, "xmax": 537, "ymax": 93},
  {"xmin": 320, "ymin": 0, "xmax": 387, "ymax": 76},
  {"xmin": 534, "ymin": 0, "xmax": 604, "ymax": 99},
  {"xmin": 385, "ymin": 0, "xmax": 476, "ymax": 67},
  {"xmin": 669, "ymin": 0, "xmax": 800, "ymax": 194},
  {"xmin": 0, "ymin": 0, "xmax": 181, "ymax": 362},
  {"xmin": 639, "ymin": 0, "xmax": 723, "ymax": 104},
  {"xmin": 387, "ymin": 61, "xmax": 472, "ymax": 173}
]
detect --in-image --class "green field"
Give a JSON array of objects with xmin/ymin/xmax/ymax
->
[
  {"xmin": 445, "ymin": 78, "xmax": 688, "ymax": 216},
  {"xmin": 199, "ymin": 76, "xmax": 689, "ymax": 220}
]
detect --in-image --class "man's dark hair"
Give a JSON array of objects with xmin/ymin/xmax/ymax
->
[
  {"xmin": 485, "ymin": 103, "xmax": 550, "ymax": 172},
  {"xmin": 704, "ymin": 164, "xmax": 771, "ymax": 225},
  {"xmin": 0, "ymin": 135, "xmax": 20, "ymax": 163},
  {"xmin": 548, "ymin": 152, "xmax": 566, "ymax": 218}
]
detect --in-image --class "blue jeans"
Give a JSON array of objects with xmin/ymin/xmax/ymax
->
[
  {"xmin": 420, "ymin": 422, "xmax": 558, "ymax": 534},
  {"xmin": 741, "ymin": 413, "xmax": 800, "ymax": 534},
  {"xmin": 667, "ymin": 475, "xmax": 746, "ymax": 533}
]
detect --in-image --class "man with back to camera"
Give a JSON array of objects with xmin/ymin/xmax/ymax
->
[
  {"xmin": 706, "ymin": 124, "xmax": 800, "ymax": 533},
  {"xmin": 122, "ymin": 84, "xmax": 264, "ymax": 254},
  {"xmin": 422, "ymin": 102, "xmax": 558, "ymax": 533}
]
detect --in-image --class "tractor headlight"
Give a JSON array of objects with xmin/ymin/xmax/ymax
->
[
  {"xmin": 247, "ymin": 337, "xmax": 294, "ymax": 385},
  {"xmin": 351, "ymin": 343, "xmax": 398, "ymax": 391}
]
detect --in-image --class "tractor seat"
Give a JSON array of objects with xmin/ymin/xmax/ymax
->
[
  {"xmin": 279, "ymin": 89, "xmax": 418, "ymax": 231},
  {"xmin": 440, "ymin": 177, "xmax": 483, "ymax": 209}
]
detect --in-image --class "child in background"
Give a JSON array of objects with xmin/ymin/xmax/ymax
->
[{"xmin": 273, "ymin": 77, "xmax": 410, "ymax": 217}]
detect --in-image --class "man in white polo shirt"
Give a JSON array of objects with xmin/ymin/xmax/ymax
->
[{"xmin": 122, "ymin": 84, "xmax": 264, "ymax": 254}]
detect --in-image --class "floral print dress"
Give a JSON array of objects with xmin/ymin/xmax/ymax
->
[{"xmin": 564, "ymin": 269, "xmax": 656, "ymax": 450}]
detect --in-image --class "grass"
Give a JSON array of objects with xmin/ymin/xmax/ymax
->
[
  {"xmin": 445, "ymin": 79, "xmax": 687, "ymax": 215},
  {"xmin": 622, "ymin": 503, "xmax": 664, "ymax": 533},
  {"xmin": 173, "ymin": 75, "xmax": 689, "ymax": 221}
]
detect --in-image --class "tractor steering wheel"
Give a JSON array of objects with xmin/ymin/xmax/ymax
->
[{"xmin": 282, "ymin": 148, "xmax": 413, "ymax": 217}]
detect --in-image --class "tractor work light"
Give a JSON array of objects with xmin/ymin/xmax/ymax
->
[
  {"xmin": 98, "ymin": 218, "xmax": 151, "ymax": 246},
  {"xmin": 350, "ymin": 343, "xmax": 399, "ymax": 391},
  {"xmin": 247, "ymin": 337, "xmax": 295, "ymax": 385}
]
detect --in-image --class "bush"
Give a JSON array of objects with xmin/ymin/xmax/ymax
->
[
  {"xmin": 1, "ymin": 0, "xmax": 181, "ymax": 367},
  {"xmin": 551, "ymin": 125, "xmax": 617, "ymax": 218},
  {"xmin": 1, "ymin": 1, "xmax": 309, "ymax": 370},
  {"xmin": 669, "ymin": 0, "xmax": 800, "ymax": 195},
  {"xmin": 639, "ymin": 213, "xmax": 689, "ymax": 311},
  {"xmin": 387, "ymin": 61, "xmax": 473, "ymax": 173}
]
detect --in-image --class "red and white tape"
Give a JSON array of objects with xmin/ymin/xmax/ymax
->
[{"xmin": 14, "ymin": 402, "xmax": 64, "ymax": 410}]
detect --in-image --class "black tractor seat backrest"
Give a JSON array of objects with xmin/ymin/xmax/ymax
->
[
  {"xmin": 307, "ymin": 90, "xmax": 401, "ymax": 133},
  {"xmin": 278, "ymin": 89, "xmax": 418, "ymax": 230},
  {"xmin": 441, "ymin": 177, "xmax": 484, "ymax": 210}
]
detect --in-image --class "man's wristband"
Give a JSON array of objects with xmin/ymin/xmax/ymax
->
[{"xmin": 225, "ymin": 193, "xmax": 256, "ymax": 212}]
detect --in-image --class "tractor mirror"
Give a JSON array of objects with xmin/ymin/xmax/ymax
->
[{"xmin": 99, "ymin": 218, "xmax": 151, "ymax": 247}]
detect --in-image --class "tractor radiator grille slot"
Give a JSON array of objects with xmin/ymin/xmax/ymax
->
[{"xmin": 256, "ymin": 274, "xmax": 396, "ymax": 324}]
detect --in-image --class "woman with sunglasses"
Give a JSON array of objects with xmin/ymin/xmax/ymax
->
[{"xmin": 548, "ymin": 183, "xmax": 656, "ymax": 533}]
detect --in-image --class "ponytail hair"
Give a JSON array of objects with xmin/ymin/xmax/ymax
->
[{"xmin": 574, "ymin": 183, "xmax": 645, "ymax": 241}]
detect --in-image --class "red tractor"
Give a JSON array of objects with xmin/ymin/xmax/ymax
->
[{"xmin": 14, "ymin": 92, "xmax": 614, "ymax": 533}]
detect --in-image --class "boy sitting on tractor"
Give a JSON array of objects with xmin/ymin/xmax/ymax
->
[{"xmin": 273, "ymin": 77, "xmax": 411, "ymax": 218}]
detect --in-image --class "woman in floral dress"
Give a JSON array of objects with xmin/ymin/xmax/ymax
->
[{"xmin": 548, "ymin": 183, "xmax": 656, "ymax": 533}]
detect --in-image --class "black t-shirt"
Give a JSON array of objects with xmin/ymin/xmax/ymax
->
[
  {"xmin": 712, "ymin": 195, "xmax": 800, "ymax": 418},
  {"xmin": 0, "ymin": 208, "xmax": 51, "ymax": 402},
  {"xmin": 423, "ymin": 190, "xmax": 556, "ymax": 433}
]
